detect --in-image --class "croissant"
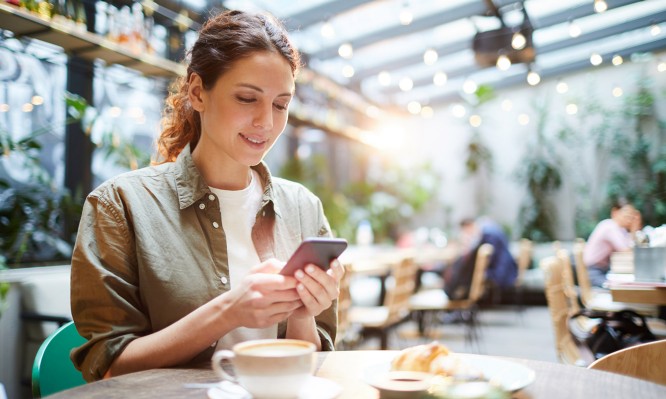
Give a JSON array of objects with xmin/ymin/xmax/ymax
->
[{"xmin": 391, "ymin": 342, "xmax": 450, "ymax": 373}]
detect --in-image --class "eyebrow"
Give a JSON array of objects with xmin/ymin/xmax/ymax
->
[{"xmin": 236, "ymin": 83, "xmax": 293, "ymax": 97}]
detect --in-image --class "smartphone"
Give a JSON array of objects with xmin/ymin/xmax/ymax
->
[{"xmin": 279, "ymin": 237, "xmax": 348, "ymax": 276}]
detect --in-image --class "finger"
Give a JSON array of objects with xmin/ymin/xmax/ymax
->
[
  {"xmin": 295, "ymin": 272, "xmax": 332, "ymax": 310},
  {"xmin": 247, "ymin": 273, "xmax": 298, "ymax": 291},
  {"xmin": 295, "ymin": 282, "xmax": 332, "ymax": 317},
  {"xmin": 327, "ymin": 259, "xmax": 345, "ymax": 281},
  {"xmin": 301, "ymin": 265, "xmax": 338, "ymax": 300},
  {"xmin": 251, "ymin": 258, "xmax": 286, "ymax": 274}
]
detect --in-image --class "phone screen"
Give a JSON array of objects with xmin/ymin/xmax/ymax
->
[{"xmin": 279, "ymin": 238, "xmax": 348, "ymax": 276}]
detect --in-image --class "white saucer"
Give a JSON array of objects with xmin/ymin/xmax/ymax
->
[{"xmin": 207, "ymin": 376, "xmax": 342, "ymax": 399}]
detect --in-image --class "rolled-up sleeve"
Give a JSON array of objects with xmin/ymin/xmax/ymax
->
[{"xmin": 70, "ymin": 187, "xmax": 148, "ymax": 382}]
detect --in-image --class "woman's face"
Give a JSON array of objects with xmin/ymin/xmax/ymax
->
[
  {"xmin": 190, "ymin": 51, "xmax": 294, "ymax": 167},
  {"xmin": 613, "ymin": 205, "xmax": 637, "ymax": 229}
]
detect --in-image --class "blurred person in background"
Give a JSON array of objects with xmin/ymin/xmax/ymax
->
[
  {"xmin": 69, "ymin": 10, "xmax": 343, "ymax": 382},
  {"xmin": 444, "ymin": 217, "xmax": 517, "ymax": 302},
  {"xmin": 584, "ymin": 198, "xmax": 641, "ymax": 287}
]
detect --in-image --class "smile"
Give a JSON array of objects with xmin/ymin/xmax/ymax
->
[{"xmin": 240, "ymin": 133, "xmax": 267, "ymax": 145}]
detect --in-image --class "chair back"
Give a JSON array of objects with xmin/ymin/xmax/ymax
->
[
  {"xmin": 32, "ymin": 321, "xmax": 86, "ymax": 398},
  {"xmin": 572, "ymin": 240, "xmax": 593, "ymax": 307},
  {"xmin": 468, "ymin": 243, "xmax": 493, "ymax": 303},
  {"xmin": 556, "ymin": 249, "xmax": 581, "ymax": 314},
  {"xmin": 383, "ymin": 256, "xmax": 419, "ymax": 325},
  {"xmin": 541, "ymin": 256, "xmax": 591, "ymax": 366},
  {"xmin": 588, "ymin": 339, "xmax": 666, "ymax": 385},
  {"xmin": 514, "ymin": 239, "xmax": 533, "ymax": 287},
  {"xmin": 335, "ymin": 263, "xmax": 354, "ymax": 347}
]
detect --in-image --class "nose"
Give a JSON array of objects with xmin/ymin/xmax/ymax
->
[{"xmin": 252, "ymin": 103, "xmax": 273, "ymax": 130}]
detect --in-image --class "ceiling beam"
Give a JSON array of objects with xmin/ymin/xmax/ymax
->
[
  {"xmin": 308, "ymin": 0, "xmax": 640, "ymax": 62},
  {"xmin": 376, "ymin": 10, "xmax": 665, "ymax": 95},
  {"xmin": 307, "ymin": 0, "xmax": 522, "ymax": 61},
  {"xmin": 349, "ymin": 0, "xmax": 643, "ymax": 84},
  {"xmin": 281, "ymin": 0, "xmax": 374, "ymax": 30},
  {"xmin": 426, "ymin": 37, "xmax": 666, "ymax": 106}
]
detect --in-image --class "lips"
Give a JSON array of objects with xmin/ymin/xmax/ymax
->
[{"xmin": 240, "ymin": 133, "xmax": 268, "ymax": 146}]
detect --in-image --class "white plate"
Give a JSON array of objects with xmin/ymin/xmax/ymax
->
[
  {"xmin": 207, "ymin": 376, "xmax": 342, "ymax": 399},
  {"xmin": 364, "ymin": 354, "xmax": 536, "ymax": 394}
]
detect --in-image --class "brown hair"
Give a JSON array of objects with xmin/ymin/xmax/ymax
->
[{"xmin": 155, "ymin": 10, "xmax": 302, "ymax": 164}]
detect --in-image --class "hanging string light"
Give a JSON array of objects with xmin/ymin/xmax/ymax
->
[
  {"xmin": 378, "ymin": 71, "xmax": 391, "ymax": 86},
  {"xmin": 569, "ymin": 20, "xmax": 582, "ymax": 38},
  {"xmin": 612, "ymin": 55, "xmax": 623, "ymax": 66},
  {"xmin": 399, "ymin": 77, "xmax": 414, "ymax": 91},
  {"xmin": 423, "ymin": 48, "xmax": 438, "ymax": 65},
  {"xmin": 590, "ymin": 53, "xmax": 603, "ymax": 66},
  {"xmin": 511, "ymin": 31, "xmax": 527, "ymax": 50},
  {"xmin": 496, "ymin": 54, "xmax": 511, "ymax": 71},
  {"xmin": 594, "ymin": 0, "xmax": 608, "ymax": 13},
  {"xmin": 320, "ymin": 20, "xmax": 335, "ymax": 39},
  {"xmin": 399, "ymin": 2, "xmax": 413, "ymax": 25},
  {"xmin": 338, "ymin": 43, "xmax": 353, "ymax": 59},
  {"xmin": 433, "ymin": 71, "xmax": 447, "ymax": 86},
  {"xmin": 651, "ymin": 23, "xmax": 662, "ymax": 36},
  {"xmin": 527, "ymin": 69, "xmax": 541, "ymax": 86}
]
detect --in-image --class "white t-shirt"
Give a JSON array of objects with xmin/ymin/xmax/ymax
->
[{"xmin": 212, "ymin": 170, "xmax": 277, "ymax": 350}]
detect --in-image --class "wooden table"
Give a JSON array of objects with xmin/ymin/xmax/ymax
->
[
  {"xmin": 47, "ymin": 350, "xmax": 666, "ymax": 399},
  {"xmin": 609, "ymin": 282, "xmax": 666, "ymax": 306}
]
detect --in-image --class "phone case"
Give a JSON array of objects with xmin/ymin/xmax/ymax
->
[{"xmin": 279, "ymin": 238, "xmax": 348, "ymax": 276}]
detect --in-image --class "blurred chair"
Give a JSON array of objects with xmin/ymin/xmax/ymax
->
[
  {"xmin": 32, "ymin": 321, "xmax": 86, "ymax": 398},
  {"xmin": 335, "ymin": 263, "xmax": 359, "ymax": 350},
  {"xmin": 572, "ymin": 241, "xmax": 657, "ymax": 317},
  {"xmin": 588, "ymin": 339, "xmax": 666, "ymax": 385},
  {"xmin": 409, "ymin": 243, "xmax": 494, "ymax": 350},
  {"xmin": 541, "ymin": 255, "xmax": 594, "ymax": 366},
  {"xmin": 347, "ymin": 256, "xmax": 419, "ymax": 349},
  {"xmin": 512, "ymin": 238, "xmax": 534, "ymax": 311}
]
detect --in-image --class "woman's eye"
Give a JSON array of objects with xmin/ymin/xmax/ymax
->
[
  {"xmin": 274, "ymin": 103, "xmax": 289, "ymax": 111},
  {"xmin": 236, "ymin": 96, "xmax": 255, "ymax": 103}
]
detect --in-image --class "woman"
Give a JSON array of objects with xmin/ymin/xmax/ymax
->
[
  {"xmin": 70, "ymin": 10, "xmax": 344, "ymax": 382},
  {"xmin": 583, "ymin": 198, "xmax": 640, "ymax": 287}
]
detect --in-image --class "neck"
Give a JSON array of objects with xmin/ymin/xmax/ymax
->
[{"xmin": 192, "ymin": 146, "xmax": 252, "ymax": 190}]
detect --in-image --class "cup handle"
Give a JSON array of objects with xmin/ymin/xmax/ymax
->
[{"xmin": 211, "ymin": 350, "xmax": 237, "ymax": 383}]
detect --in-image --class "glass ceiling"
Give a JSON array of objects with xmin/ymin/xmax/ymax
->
[{"xmin": 205, "ymin": 0, "xmax": 665, "ymax": 109}]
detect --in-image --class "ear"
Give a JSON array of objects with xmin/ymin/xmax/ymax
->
[{"xmin": 188, "ymin": 73, "xmax": 205, "ymax": 112}]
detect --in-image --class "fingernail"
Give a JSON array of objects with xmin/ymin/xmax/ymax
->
[
  {"xmin": 295, "ymin": 270, "xmax": 304, "ymax": 279},
  {"xmin": 306, "ymin": 265, "xmax": 315, "ymax": 273}
]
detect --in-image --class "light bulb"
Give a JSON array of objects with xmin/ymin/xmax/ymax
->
[
  {"xmin": 511, "ymin": 31, "xmax": 526, "ymax": 50},
  {"xmin": 496, "ymin": 54, "xmax": 511, "ymax": 71},
  {"xmin": 594, "ymin": 0, "xmax": 607, "ymax": 13},
  {"xmin": 527, "ymin": 71, "xmax": 541, "ymax": 86},
  {"xmin": 424, "ymin": 48, "xmax": 438, "ymax": 65},
  {"xmin": 338, "ymin": 43, "xmax": 353, "ymax": 59},
  {"xmin": 569, "ymin": 21, "xmax": 582, "ymax": 38}
]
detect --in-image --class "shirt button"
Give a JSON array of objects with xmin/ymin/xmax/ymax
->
[
  {"xmin": 220, "ymin": 276, "xmax": 228, "ymax": 285},
  {"xmin": 199, "ymin": 203, "xmax": 205, "ymax": 210},
  {"xmin": 212, "ymin": 221, "xmax": 219, "ymax": 228},
  {"xmin": 208, "ymin": 194, "xmax": 215, "ymax": 201}
]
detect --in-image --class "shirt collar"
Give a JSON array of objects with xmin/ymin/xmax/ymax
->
[{"xmin": 174, "ymin": 144, "xmax": 279, "ymax": 217}]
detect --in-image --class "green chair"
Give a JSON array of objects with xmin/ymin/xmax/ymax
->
[{"xmin": 32, "ymin": 321, "xmax": 87, "ymax": 398}]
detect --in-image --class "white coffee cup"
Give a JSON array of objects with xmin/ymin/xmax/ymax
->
[{"xmin": 211, "ymin": 339, "xmax": 316, "ymax": 399}]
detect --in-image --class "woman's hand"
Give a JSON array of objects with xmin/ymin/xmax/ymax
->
[
  {"xmin": 288, "ymin": 259, "xmax": 345, "ymax": 320},
  {"xmin": 223, "ymin": 259, "xmax": 302, "ymax": 329}
]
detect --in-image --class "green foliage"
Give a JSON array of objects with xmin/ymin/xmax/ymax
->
[
  {"xmin": 0, "ymin": 93, "xmax": 151, "ymax": 266},
  {"xmin": 515, "ymin": 98, "xmax": 562, "ymax": 242},
  {"xmin": 604, "ymin": 78, "xmax": 666, "ymax": 227},
  {"xmin": 279, "ymin": 153, "xmax": 442, "ymax": 244},
  {"xmin": 465, "ymin": 132, "xmax": 493, "ymax": 175}
]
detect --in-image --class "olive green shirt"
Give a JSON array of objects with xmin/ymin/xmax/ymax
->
[{"xmin": 70, "ymin": 145, "xmax": 337, "ymax": 382}]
